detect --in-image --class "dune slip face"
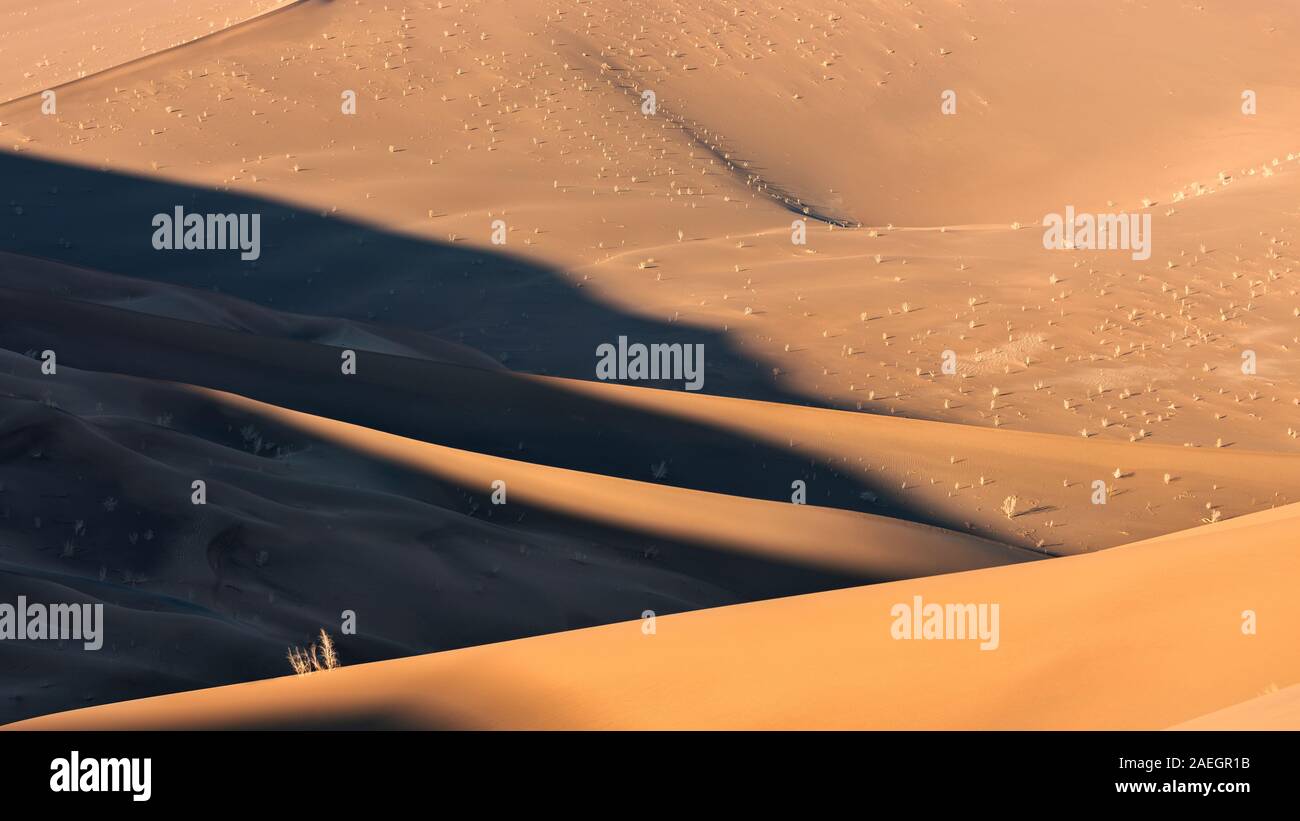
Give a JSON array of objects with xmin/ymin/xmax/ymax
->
[{"xmin": 0, "ymin": 0, "xmax": 1297, "ymax": 743}]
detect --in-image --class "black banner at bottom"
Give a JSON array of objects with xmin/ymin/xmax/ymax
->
[{"xmin": 0, "ymin": 730, "xmax": 1287, "ymax": 808}]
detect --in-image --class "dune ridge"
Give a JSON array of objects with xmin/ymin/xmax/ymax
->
[{"xmin": 0, "ymin": 0, "xmax": 302, "ymax": 104}]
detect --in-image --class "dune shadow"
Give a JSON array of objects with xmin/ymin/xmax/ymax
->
[
  {"xmin": 0, "ymin": 152, "xmax": 1032, "ymax": 724},
  {"xmin": 0, "ymin": 151, "xmax": 969, "ymax": 518},
  {"xmin": 0, "ymin": 151, "xmax": 818, "ymax": 406}
]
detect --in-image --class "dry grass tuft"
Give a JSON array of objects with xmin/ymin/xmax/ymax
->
[{"xmin": 287, "ymin": 629, "xmax": 341, "ymax": 676}]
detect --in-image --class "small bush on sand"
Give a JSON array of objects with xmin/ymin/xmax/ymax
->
[{"xmin": 287, "ymin": 629, "xmax": 341, "ymax": 676}]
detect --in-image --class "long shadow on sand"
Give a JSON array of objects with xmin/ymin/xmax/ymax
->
[
  {"xmin": 0, "ymin": 153, "xmax": 1033, "ymax": 724},
  {"xmin": 0, "ymin": 151, "xmax": 911, "ymax": 512},
  {"xmin": 0, "ymin": 151, "xmax": 811, "ymax": 403}
]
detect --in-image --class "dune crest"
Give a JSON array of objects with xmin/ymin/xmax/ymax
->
[
  {"xmin": 0, "ymin": 0, "xmax": 300, "ymax": 104},
  {"xmin": 10, "ymin": 501, "xmax": 1297, "ymax": 730}
]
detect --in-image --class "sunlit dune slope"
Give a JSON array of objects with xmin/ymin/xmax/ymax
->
[
  {"xmin": 547, "ymin": 0, "xmax": 1300, "ymax": 225},
  {"xmin": 189, "ymin": 383, "xmax": 1042, "ymax": 578},
  {"xmin": 1171, "ymin": 682, "xmax": 1300, "ymax": 730},
  {"xmin": 0, "ymin": 0, "xmax": 299, "ymax": 104},
  {"xmin": 10, "ymin": 501, "xmax": 1296, "ymax": 730}
]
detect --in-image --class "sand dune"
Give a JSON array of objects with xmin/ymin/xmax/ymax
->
[
  {"xmin": 1, "ymin": 0, "xmax": 1297, "ymax": 729},
  {"xmin": 0, "ymin": 250, "xmax": 508, "ymax": 367},
  {"xmin": 191, "ymin": 383, "xmax": 1041, "ymax": 576},
  {"xmin": 0, "ymin": 326, "xmax": 1034, "ymax": 723},
  {"xmin": 3, "ymin": 0, "xmax": 1296, "ymax": 453},
  {"xmin": 555, "ymin": 0, "xmax": 1300, "ymax": 225},
  {"xmin": 1172, "ymin": 683, "xmax": 1300, "ymax": 731},
  {"xmin": 0, "ymin": 0, "xmax": 299, "ymax": 104},
  {"xmin": 11, "ymin": 501, "xmax": 1297, "ymax": 730},
  {"xmin": 6, "ymin": 262, "xmax": 1299, "ymax": 557}
]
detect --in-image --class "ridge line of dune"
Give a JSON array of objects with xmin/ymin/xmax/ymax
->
[
  {"xmin": 180, "ymin": 381, "xmax": 1039, "ymax": 571},
  {"xmin": 567, "ymin": 45, "xmax": 859, "ymax": 227},
  {"xmin": 0, "ymin": 0, "xmax": 312, "ymax": 108}
]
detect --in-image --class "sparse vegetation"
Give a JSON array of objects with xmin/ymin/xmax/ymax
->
[
  {"xmin": 1001, "ymin": 495, "xmax": 1018, "ymax": 519},
  {"xmin": 287, "ymin": 629, "xmax": 341, "ymax": 676}
]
